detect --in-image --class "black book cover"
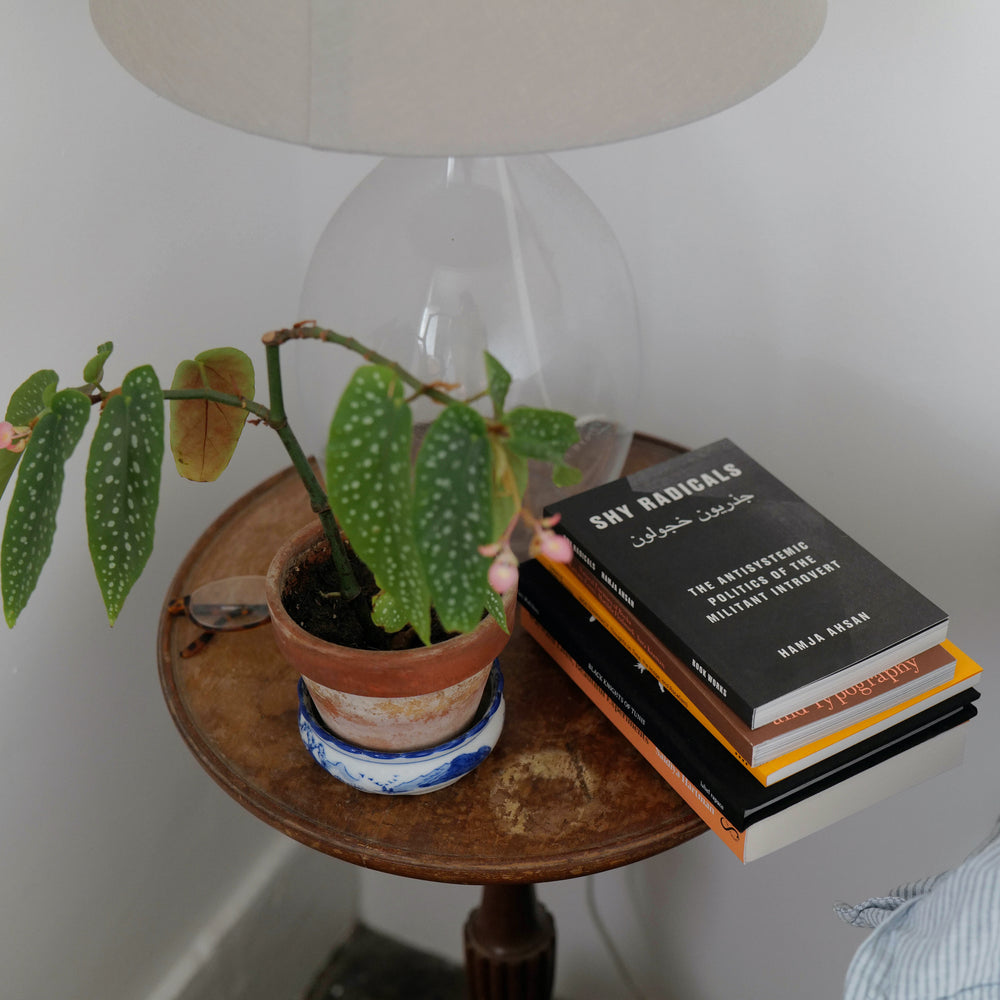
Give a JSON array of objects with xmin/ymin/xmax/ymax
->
[
  {"xmin": 544, "ymin": 439, "xmax": 949, "ymax": 726},
  {"xmin": 517, "ymin": 559, "xmax": 975, "ymax": 829}
]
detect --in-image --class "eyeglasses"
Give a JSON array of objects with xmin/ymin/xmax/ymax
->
[{"xmin": 167, "ymin": 575, "xmax": 269, "ymax": 658}]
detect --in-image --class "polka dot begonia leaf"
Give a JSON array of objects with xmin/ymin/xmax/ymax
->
[
  {"xmin": 326, "ymin": 365, "xmax": 432, "ymax": 643},
  {"xmin": 413, "ymin": 403, "xmax": 494, "ymax": 635},
  {"xmin": 0, "ymin": 368, "xmax": 58, "ymax": 503},
  {"xmin": 85, "ymin": 366, "xmax": 165, "ymax": 625},
  {"xmin": 504, "ymin": 406, "xmax": 582, "ymax": 487},
  {"xmin": 371, "ymin": 589, "xmax": 409, "ymax": 633},
  {"xmin": 1, "ymin": 387, "xmax": 91, "ymax": 626},
  {"xmin": 483, "ymin": 351, "xmax": 512, "ymax": 416}
]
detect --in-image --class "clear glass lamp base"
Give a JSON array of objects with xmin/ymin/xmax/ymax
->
[{"xmin": 295, "ymin": 155, "xmax": 642, "ymax": 543}]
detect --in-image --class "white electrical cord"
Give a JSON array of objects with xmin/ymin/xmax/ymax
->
[{"xmin": 584, "ymin": 875, "xmax": 652, "ymax": 1000}]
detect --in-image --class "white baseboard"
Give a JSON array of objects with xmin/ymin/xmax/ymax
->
[{"xmin": 147, "ymin": 837, "xmax": 359, "ymax": 1000}]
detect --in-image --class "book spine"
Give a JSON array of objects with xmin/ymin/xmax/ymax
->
[
  {"xmin": 520, "ymin": 610, "xmax": 748, "ymax": 862},
  {"xmin": 559, "ymin": 530, "xmax": 758, "ymax": 725},
  {"xmin": 538, "ymin": 554, "xmax": 756, "ymax": 768}
]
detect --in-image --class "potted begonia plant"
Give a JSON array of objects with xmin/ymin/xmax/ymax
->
[{"xmin": 0, "ymin": 325, "xmax": 577, "ymax": 764}]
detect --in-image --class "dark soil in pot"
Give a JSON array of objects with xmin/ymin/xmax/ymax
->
[{"xmin": 281, "ymin": 537, "xmax": 458, "ymax": 651}]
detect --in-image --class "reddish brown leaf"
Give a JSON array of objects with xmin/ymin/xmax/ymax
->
[{"xmin": 169, "ymin": 348, "xmax": 255, "ymax": 482}]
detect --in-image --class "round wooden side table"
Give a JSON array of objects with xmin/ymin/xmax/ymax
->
[{"xmin": 158, "ymin": 434, "xmax": 705, "ymax": 999}]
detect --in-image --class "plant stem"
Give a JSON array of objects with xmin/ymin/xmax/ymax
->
[
  {"xmin": 263, "ymin": 325, "xmax": 459, "ymax": 406},
  {"xmin": 160, "ymin": 388, "xmax": 271, "ymax": 421},
  {"xmin": 262, "ymin": 342, "xmax": 361, "ymax": 600}
]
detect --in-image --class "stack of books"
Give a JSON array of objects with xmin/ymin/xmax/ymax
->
[{"xmin": 518, "ymin": 439, "xmax": 981, "ymax": 863}]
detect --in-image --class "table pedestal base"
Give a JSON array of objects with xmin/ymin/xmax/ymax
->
[{"xmin": 464, "ymin": 885, "xmax": 556, "ymax": 999}]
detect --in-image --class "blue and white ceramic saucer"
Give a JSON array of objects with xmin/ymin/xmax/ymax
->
[{"xmin": 297, "ymin": 662, "xmax": 505, "ymax": 795}]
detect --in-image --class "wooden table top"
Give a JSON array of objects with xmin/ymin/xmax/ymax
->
[{"xmin": 158, "ymin": 433, "xmax": 705, "ymax": 885}]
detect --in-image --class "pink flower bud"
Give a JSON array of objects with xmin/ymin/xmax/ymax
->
[
  {"xmin": 530, "ymin": 528, "xmax": 573, "ymax": 564},
  {"xmin": 487, "ymin": 549, "xmax": 519, "ymax": 594},
  {"xmin": 0, "ymin": 421, "xmax": 27, "ymax": 453}
]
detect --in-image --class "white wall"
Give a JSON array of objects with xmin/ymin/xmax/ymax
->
[
  {"xmin": 358, "ymin": 2, "xmax": 1000, "ymax": 998},
  {"xmin": 0, "ymin": 5, "xmax": 360, "ymax": 999},
  {"xmin": 3, "ymin": 2, "xmax": 999, "ymax": 1000}
]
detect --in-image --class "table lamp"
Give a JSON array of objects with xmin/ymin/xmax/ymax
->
[{"xmin": 88, "ymin": 1, "xmax": 826, "ymax": 523}]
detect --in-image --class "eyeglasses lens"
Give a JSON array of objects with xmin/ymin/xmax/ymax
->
[{"xmin": 186, "ymin": 576, "xmax": 269, "ymax": 631}]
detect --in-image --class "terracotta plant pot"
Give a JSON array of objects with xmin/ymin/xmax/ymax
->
[{"xmin": 265, "ymin": 523, "xmax": 516, "ymax": 752}]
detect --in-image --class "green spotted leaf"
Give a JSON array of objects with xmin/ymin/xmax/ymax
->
[
  {"xmin": 414, "ymin": 404, "xmax": 494, "ymax": 635},
  {"xmin": 86, "ymin": 365, "xmax": 165, "ymax": 625},
  {"xmin": 371, "ymin": 590, "xmax": 410, "ymax": 634},
  {"xmin": 2, "ymin": 387, "xmax": 91, "ymax": 626},
  {"xmin": 551, "ymin": 460, "xmax": 582, "ymax": 488},
  {"xmin": 482, "ymin": 583, "xmax": 509, "ymax": 634},
  {"xmin": 82, "ymin": 342, "xmax": 113, "ymax": 385},
  {"xmin": 170, "ymin": 347, "xmax": 254, "ymax": 482},
  {"xmin": 484, "ymin": 352, "xmax": 512, "ymax": 416},
  {"xmin": 326, "ymin": 365, "xmax": 431, "ymax": 643},
  {"xmin": 504, "ymin": 406, "xmax": 582, "ymax": 487},
  {"xmin": 0, "ymin": 369, "xmax": 58, "ymax": 502}
]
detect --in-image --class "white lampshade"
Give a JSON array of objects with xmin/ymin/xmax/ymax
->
[{"xmin": 90, "ymin": 0, "xmax": 826, "ymax": 156}]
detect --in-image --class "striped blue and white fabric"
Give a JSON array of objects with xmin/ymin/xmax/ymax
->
[{"xmin": 836, "ymin": 815, "xmax": 1000, "ymax": 999}]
